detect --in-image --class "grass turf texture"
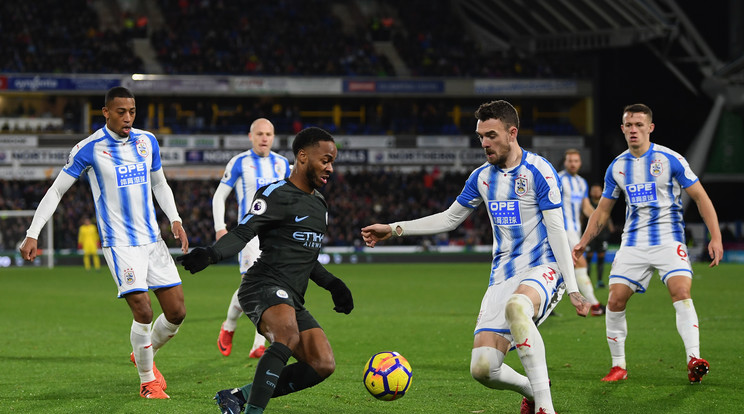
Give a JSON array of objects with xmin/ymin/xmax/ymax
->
[{"xmin": 1, "ymin": 262, "xmax": 742, "ymax": 413}]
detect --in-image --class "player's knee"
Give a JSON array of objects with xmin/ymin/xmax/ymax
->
[
  {"xmin": 470, "ymin": 347, "xmax": 501, "ymax": 383},
  {"xmin": 311, "ymin": 355, "xmax": 336, "ymax": 379},
  {"xmin": 165, "ymin": 310, "xmax": 186, "ymax": 325}
]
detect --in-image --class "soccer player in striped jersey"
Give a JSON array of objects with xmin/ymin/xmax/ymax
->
[
  {"xmin": 20, "ymin": 87, "xmax": 188, "ymax": 399},
  {"xmin": 572, "ymin": 103, "xmax": 723, "ymax": 384},
  {"xmin": 558, "ymin": 149, "xmax": 605, "ymax": 316},
  {"xmin": 362, "ymin": 100, "xmax": 591, "ymax": 414},
  {"xmin": 213, "ymin": 118, "xmax": 290, "ymax": 359}
]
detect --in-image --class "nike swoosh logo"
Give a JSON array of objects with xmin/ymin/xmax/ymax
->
[
  {"xmin": 294, "ymin": 216, "xmax": 309, "ymax": 222},
  {"xmin": 266, "ymin": 369, "xmax": 280, "ymax": 378}
]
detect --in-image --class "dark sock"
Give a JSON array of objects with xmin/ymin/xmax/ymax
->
[
  {"xmin": 597, "ymin": 260, "xmax": 604, "ymax": 281},
  {"xmin": 273, "ymin": 361, "xmax": 325, "ymax": 397},
  {"xmin": 247, "ymin": 342, "xmax": 293, "ymax": 409}
]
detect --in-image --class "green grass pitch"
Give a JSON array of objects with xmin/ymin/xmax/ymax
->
[{"xmin": 1, "ymin": 261, "xmax": 742, "ymax": 413}]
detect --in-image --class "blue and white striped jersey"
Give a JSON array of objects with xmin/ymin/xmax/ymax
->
[
  {"xmin": 62, "ymin": 127, "xmax": 164, "ymax": 247},
  {"xmin": 456, "ymin": 150, "xmax": 564, "ymax": 286},
  {"xmin": 603, "ymin": 143, "xmax": 697, "ymax": 247},
  {"xmin": 558, "ymin": 170, "xmax": 588, "ymax": 233},
  {"xmin": 220, "ymin": 149, "xmax": 290, "ymax": 220}
]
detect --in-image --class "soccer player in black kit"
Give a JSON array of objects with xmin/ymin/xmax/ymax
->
[{"xmin": 177, "ymin": 127, "xmax": 354, "ymax": 414}]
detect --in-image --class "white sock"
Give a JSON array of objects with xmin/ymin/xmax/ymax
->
[
  {"xmin": 151, "ymin": 313, "xmax": 180, "ymax": 356},
  {"xmin": 605, "ymin": 309, "xmax": 627, "ymax": 369},
  {"xmin": 252, "ymin": 329, "xmax": 267, "ymax": 350},
  {"xmin": 470, "ymin": 347, "xmax": 533, "ymax": 398},
  {"xmin": 130, "ymin": 320, "xmax": 155, "ymax": 383},
  {"xmin": 505, "ymin": 294, "xmax": 553, "ymax": 413},
  {"xmin": 576, "ymin": 267, "xmax": 600, "ymax": 305},
  {"xmin": 673, "ymin": 299, "xmax": 700, "ymax": 362},
  {"xmin": 222, "ymin": 289, "xmax": 243, "ymax": 332}
]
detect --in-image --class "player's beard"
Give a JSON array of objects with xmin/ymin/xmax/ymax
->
[{"xmin": 305, "ymin": 168, "xmax": 322, "ymax": 190}]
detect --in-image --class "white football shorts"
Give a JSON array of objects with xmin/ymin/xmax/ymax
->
[
  {"xmin": 103, "ymin": 240, "xmax": 182, "ymax": 298},
  {"xmin": 238, "ymin": 236, "xmax": 260, "ymax": 274},
  {"xmin": 474, "ymin": 263, "xmax": 565, "ymax": 343},
  {"xmin": 609, "ymin": 243, "xmax": 693, "ymax": 293}
]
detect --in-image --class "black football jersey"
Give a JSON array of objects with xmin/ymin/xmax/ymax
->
[{"xmin": 212, "ymin": 179, "xmax": 329, "ymax": 298}]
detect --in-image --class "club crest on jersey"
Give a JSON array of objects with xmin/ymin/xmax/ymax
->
[
  {"xmin": 123, "ymin": 268, "xmax": 136, "ymax": 285},
  {"xmin": 514, "ymin": 175, "xmax": 529, "ymax": 197},
  {"xmin": 276, "ymin": 289, "xmax": 289, "ymax": 299},
  {"xmin": 650, "ymin": 160, "xmax": 663, "ymax": 177},
  {"xmin": 275, "ymin": 163, "xmax": 284, "ymax": 175},
  {"xmin": 136, "ymin": 138, "xmax": 148, "ymax": 157},
  {"xmin": 251, "ymin": 198, "xmax": 267, "ymax": 215}
]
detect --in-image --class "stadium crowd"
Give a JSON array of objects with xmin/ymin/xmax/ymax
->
[{"xmin": 1, "ymin": 0, "xmax": 590, "ymax": 79}]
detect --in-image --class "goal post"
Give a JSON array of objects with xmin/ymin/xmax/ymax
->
[{"xmin": 0, "ymin": 210, "xmax": 54, "ymax": 269}]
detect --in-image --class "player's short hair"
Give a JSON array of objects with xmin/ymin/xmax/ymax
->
[
  {"xmin": 564, "ymin": 148, "xmax": 581, "ymax": 157},
  {"xmin": 623, "ymin": 103, "xmax": 653, "ymax": 122},
  {"xmin": 104, "ymin": 87, "xmax": 135, "ymax": 106},
  {"xmin": 292, "ymin": 127, "xmax": 334, "ymax": 156},
  {"xmin": 474, "ymin": 100, "xmax": 520, "ymax": 130}
]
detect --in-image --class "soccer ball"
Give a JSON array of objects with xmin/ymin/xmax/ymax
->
[{"xmin": 362, "ymin": 351, "xmax": 412, "ymax": 401}]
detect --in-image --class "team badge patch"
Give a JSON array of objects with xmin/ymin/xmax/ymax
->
[
  {"xmin": 276, "ymin": 289, "xmax": 289, "ymax": 299},
  {"xmin": 275, "ymin": 163, "xmax": 283, "ymax": 175},
  {"xmin": 123, "ymin": 268, "xmax": 136, "ymax": 285},
  {"xmin": 650, "ymin": 160, "xmax": 663, "ymax": 177},
  {"xmin": 136, "ymin": 138, "xmax": 149, "ymax": 157},
  {"xmin": 548, "ymin": 188, "xmax": 561, "ymax": 204},
  {"xmin": 514, "ymin": 175, "xmax": 529, "ymax": 196},
  {"xmin": 65, "ymin": 150, "xmax": 73, "ymax": 168},
  {"xmin": 251, "ymin": 198, "xmax": 267, "ymax": 215}
]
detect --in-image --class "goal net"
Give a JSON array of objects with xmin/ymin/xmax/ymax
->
[{"xmin": 0, "ymin": 210, "xmax": 54, "ymax": 269}]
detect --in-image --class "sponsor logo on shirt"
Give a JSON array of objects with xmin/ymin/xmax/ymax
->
[
  {"xmin": 293, "ymin": 231, "xmax": 324, "ymax": 249},
  {"xmin": 626, "ymin": 182, "xmax": 657, "ymax": 204},
  {"xmin": 488, "ymin": 200, "xmax": 521, "ymax": 226},
  {"xmin": 255, "ymin": 177, "xmax": 277, "ymax": 188},
  {"xmin": 115, "ymin": 162, "xmax": 148, "ymax": 187}
]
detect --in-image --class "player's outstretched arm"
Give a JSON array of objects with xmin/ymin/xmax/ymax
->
[{"xmin": 362, "ymin": 201, "xmax": 472, "ymax": 247}]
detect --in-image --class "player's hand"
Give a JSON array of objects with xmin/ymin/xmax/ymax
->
[
  {"xmin": 19, "ymin": 237, "xmax": 38, "ymax": 261},
  {"xmin": 707, "ymin": 239, "xmax": 723, "ymax": 267},
  {"xmin": 172, "ymin": 221, "xmax": 189, "ymax": 253},
  {"xmin": 176, "ymin": 246, "xmax": 218, "ymax": 274},
  {"xmin": 571, "ymin": 244, "xmax": 586, "ymax": 265},
  {"xmin": 569, "ymin": 291, "xmax": 591, "ymax": 317},
  {"xmin": 361, "ymin": 224, "xmax": 393, "ymax": 248},
  {"xmin": 327, "ymin": 278, "xmax": 354, "ymax": 314}
]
